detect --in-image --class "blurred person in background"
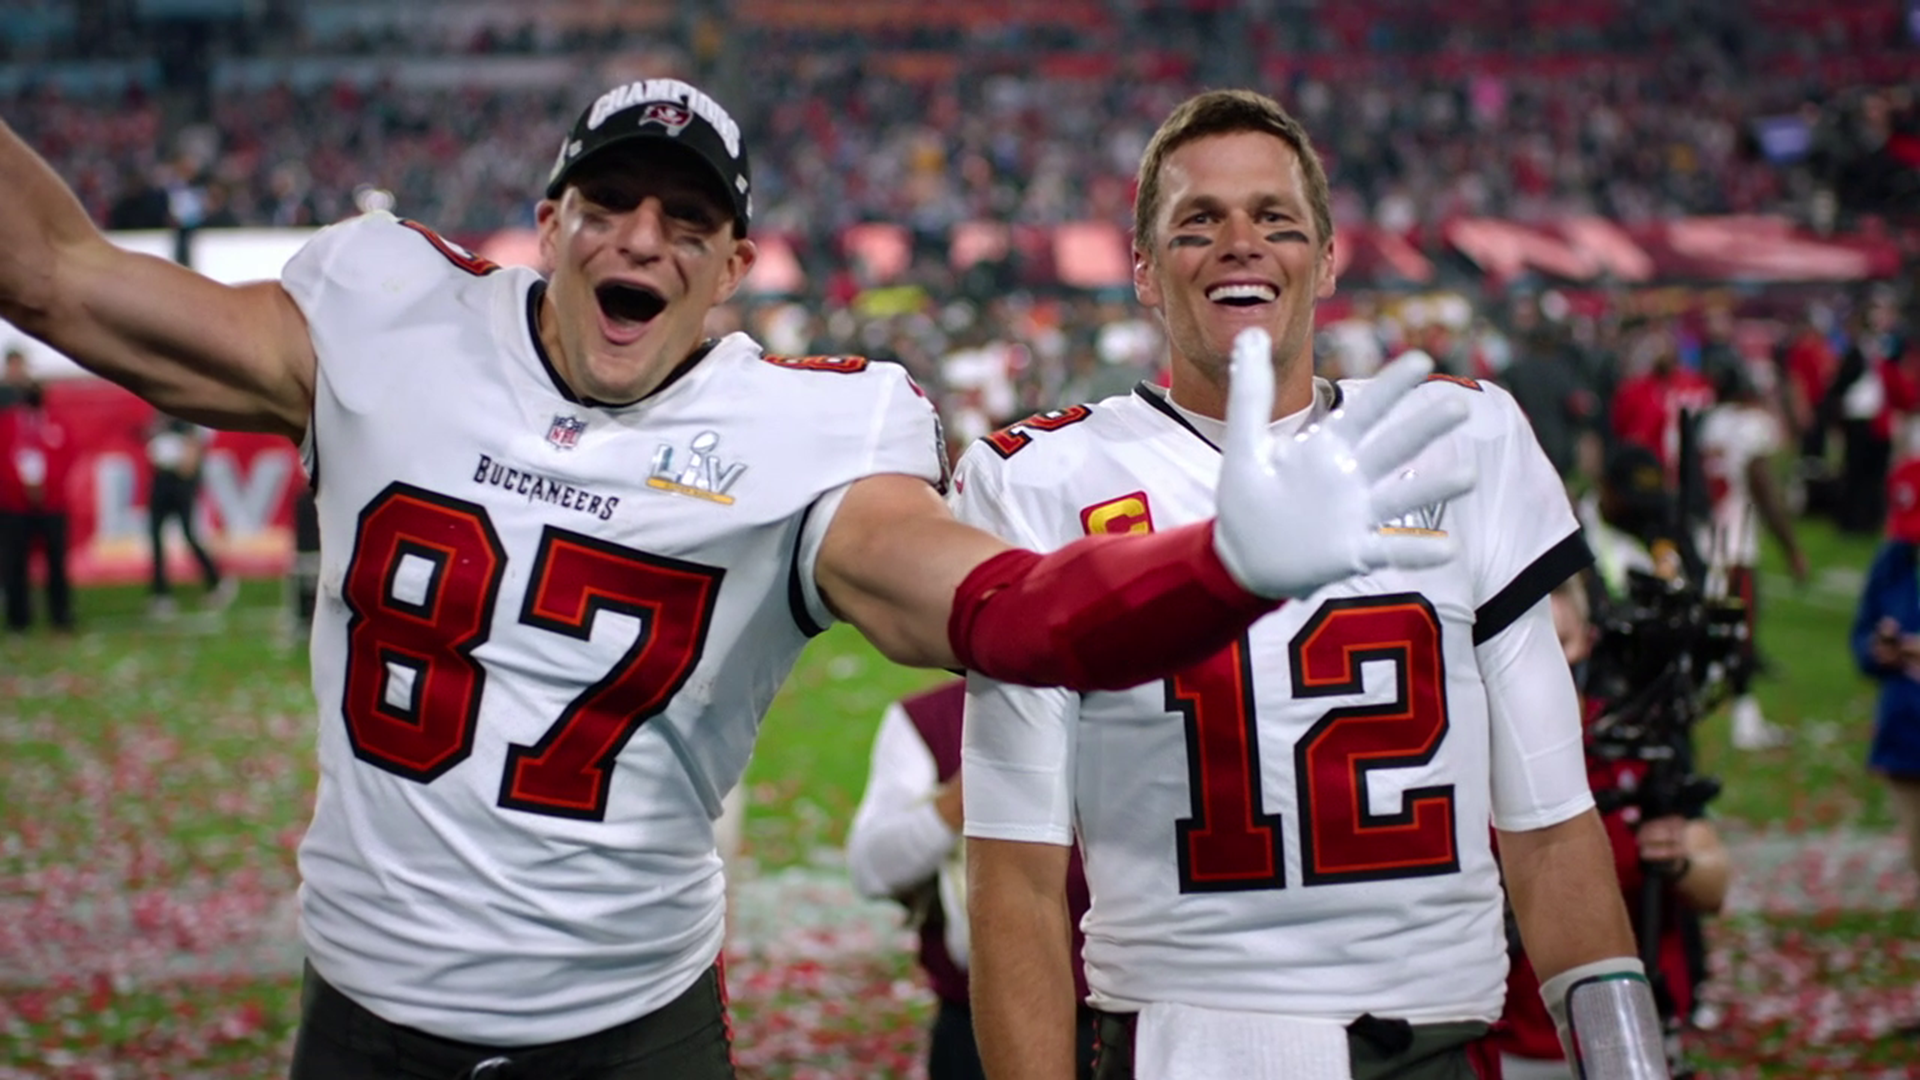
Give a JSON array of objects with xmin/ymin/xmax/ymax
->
[
  {"xmin": 1579, "ymin": 443, "xmax": 1686, "ymax": 598},
  {"xmin": 0, "ymin": 75, "xmax": 1456, "ymax": 1078},
  {"xmin": 1499, "ymin": 293, "xmax": 1600, "ymax": 483},
  {"xmin": 0, "ymin": 345, "xmax": 25, "ymax": 617},
  {"xmin": 1693, "ymin": 304, "xmax": 1743, "ymax": 391},
  {"xmin": 1698, "ymin": 361, "xmax": 1807, "ymax": 751},
  {"xmin": 0, "ymin": 372, "xmax": 74, "ymax": 632},
  {"xmin": 263, "ymin": 161, "xmax": 320, "ymax": 227},
  {"xmin": 104, "ymin": 162, "xmax": 172, "ymax": 231},
  {"xmin": 1322, "ymin": 295, "xmax": 1386, "ymax": 381},
  {"xmin": 1778, "ymin": 308, "xmax": 1840, "ymax": 520},
  {"xmin": 846, "ymin": 679, "xmax": 1096, "ymax": 1080},
  {"xmin": 958, "ymin": 88, "xmax": 1660, "ymax": 1080},
  {"xmin": 0, "ymin": 344, "xmax": 29, "ymax": 409},
  {"xmin": 1822, "ymin": 288, "xmax": 1912, "ymax": 535},
  {"xmin": 1611, "ymin": 319, "xmax": 1716, "ymax": 477},
  {"xmin": 144, "ymin": 413, "xmax": 234, "ymax": 619},
  {"xmin": 1851, "ymin": 458, "xmax": 1920, "ymax": 902}
]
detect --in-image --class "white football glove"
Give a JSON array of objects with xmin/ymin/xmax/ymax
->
[{"xmin": 1214, "ymin": 330, "xmax": 1476, "ymax": 599}]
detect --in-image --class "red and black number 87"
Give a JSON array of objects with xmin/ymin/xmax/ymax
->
[{"xmin": 338, "ymin": 482, "xmax": 723, "ymax": 821}]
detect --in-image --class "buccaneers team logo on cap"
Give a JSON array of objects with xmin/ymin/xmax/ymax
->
[{"xmin": 637, "ymin": 102, "xmax": 693, "ymax": 137}]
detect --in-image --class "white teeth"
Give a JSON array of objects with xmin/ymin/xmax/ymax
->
[{"xmin": 1207, "ymin": 283, "xmax": 1277, "ymax": 303}]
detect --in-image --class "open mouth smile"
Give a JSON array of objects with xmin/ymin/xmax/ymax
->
[
  {"xmin": 1207, "ymin": 282, "xmax": 1278, "ymax": 307},
  {"xmin": 594, "ymin": 281, "xmax": 667, "ymax": 341}
]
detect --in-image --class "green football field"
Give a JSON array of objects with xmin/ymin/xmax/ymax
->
[{"xmin": 1, "ymin": 515, "xmax": 1915, "ymax": 1077}]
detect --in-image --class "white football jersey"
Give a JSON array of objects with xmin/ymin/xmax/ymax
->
[
  {"xmin": 954, "ymin": 375, "xmax": 1592, "ymax": 1023},
  {"xmin": 281, "ymin": 212, "xmax": 943, "ymax": 1043},
  {"xmin": 1697, "ymin": 403, "xmax": 1782, "ymax": 568}
]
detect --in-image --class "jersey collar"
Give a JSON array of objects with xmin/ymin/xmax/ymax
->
[{"xmin": 1131, "ymin": 377, "xmax": 1344, "ymax": 453}]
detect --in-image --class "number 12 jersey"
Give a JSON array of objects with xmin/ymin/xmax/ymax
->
[{"xmin": 953, "ymin": 376, "xmax": 1593, "ymax": 1023}]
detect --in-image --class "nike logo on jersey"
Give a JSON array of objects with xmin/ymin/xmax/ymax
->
[
  {"xmin": 472, "ymin": 453, "xmax": 620, "ymax": 521},
  {"xmin": 648, "ymin": 430, "xmax": 746, "ymax": 505}
]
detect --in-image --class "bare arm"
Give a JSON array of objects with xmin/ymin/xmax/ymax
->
[
  {"xmin": 0, "ymin": 120, "xmax": 314, "ymax": 437},
  {"xmin": 1498, "ymin": 809, "xmax": 1639, "ymax": 982},
  {"xmin": 816, "ymin": 472, "xmax": 1013, "ymax": 669},
  {"xmin": 968, "ymin": 837, "xmax": 1077, "ymax": 1080}
]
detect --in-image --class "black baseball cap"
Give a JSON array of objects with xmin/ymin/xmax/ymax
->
[{"xmin": 546, "ymin": 78, "xmax": 752, "ymax": 234}]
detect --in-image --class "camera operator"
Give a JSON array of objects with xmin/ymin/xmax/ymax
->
[
  {"xmin": 1580, "ymin": 444, "xmax": 1687, "ymax": 597},
  {"xmin": 1497, "ymin": 449, "xmax": 1736, "ymax": 1078}
]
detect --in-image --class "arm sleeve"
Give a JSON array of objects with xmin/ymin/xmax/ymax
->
[
  {"xmin": 1482, "ymin": 595, "xmax": 1596, "ymax": 831},
  {"xmin": 794, "ymin": 482, "xmax": 853, "ymax": 633},
  {"xmin": 1470, "ymin": 385, "xmax": 1593, "ymax": 642},
  {"xmin": 859, "ymin": 363, "xmax": 948, "ymax": 490},
  {"xmin": 948, "ymin": 447, "xmax": 1034, "ymax": 547},
  {"xmin": 948, "ymin": 447, "xmax": 1080, "ymax": 844},
  {"xmin": 279, "ymin": 211, "xmax": 386, "ymax": 324},
  {"xmin": 797, "ymin": 365, "xmax": 949, "ymax": 632},
  {"xmin": 946, "ymin": 444, "xmax": 1271, "ymax": 691},
  {"xmin": 961, "ymin": 672, "xmax": 1079, "ymax": 846},
  {"xmin": 279, "ymin": 210, "xmax": 411, "ymax": 477},
  {"xmin": 846, "ymin": 703, "xmax": 955, "ymax": 899}
]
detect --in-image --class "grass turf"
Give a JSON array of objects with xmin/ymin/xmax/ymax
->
[{"xmin": 0, "ymin": 516, "xmax": 1911, "ymax": 1077}]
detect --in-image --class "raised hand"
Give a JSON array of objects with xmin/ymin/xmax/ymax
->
[{"xmin": 1213, "ymin": 331, "xmax": 1476, "ymax": 599}]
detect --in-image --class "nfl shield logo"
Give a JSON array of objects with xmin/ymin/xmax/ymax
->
[{"xmin": 547, "ymin": 414, "xmax": 587, "ymax": 451}]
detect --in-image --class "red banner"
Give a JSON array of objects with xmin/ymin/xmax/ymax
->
[
  {"xmin": 41, "ymin": 378, "xmax": 305, "ymax": 586},
  {"xmin": 1444, "ymin": 214, "xmax": 1905, "ymax": 285}
]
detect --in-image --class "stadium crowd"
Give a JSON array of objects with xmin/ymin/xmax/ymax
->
[
  {"xmin": 0, "ymin": 2, "xmax": 1912, "ymax": 527},
  {"xmin": 2, "ymin": 1, "xmax": 1915, "ymax": 237}
]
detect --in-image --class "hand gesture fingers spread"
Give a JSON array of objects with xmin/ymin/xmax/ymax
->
[{"xmin": 1213, "ymin": 334, "xmax": 1478, "ymax": 598}]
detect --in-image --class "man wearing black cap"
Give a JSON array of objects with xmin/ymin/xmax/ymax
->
[{"xmin": 0, "ymin": 79, "xmax": 1468, "ymax": 1078}]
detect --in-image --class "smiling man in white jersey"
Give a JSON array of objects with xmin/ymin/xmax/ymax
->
[
  {"xmin": 0, "ymin": 78, "xmax": 1473, "ymax": 1079},
  {"xmin": 957, "ymin": 90, "xmax": 1669, "ymax": 1080}
]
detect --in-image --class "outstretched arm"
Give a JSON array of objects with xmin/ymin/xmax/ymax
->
[
  {"xmin": 0, "ymin": 120, "xmax": 314, "ymax": 437},
  {"xmin": 818, "ymin": 341, "xmax": 1475, "ymax": 690},
  {"xmin": 816, "ymin": 471, "xmax": 1274, "ymax": 687}
]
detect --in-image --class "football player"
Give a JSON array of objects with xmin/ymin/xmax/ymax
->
[
  {"xmin": 1698, "ymin": 359, "xmax": 1806, "ymax": 750},
  {"xmin": 0, "ymin": 79, "xmax": 1467, "ymax": 1078},
  {"xmin": 957, "ymin": 90, "xmax": 1668, "ymax": 1080}
]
